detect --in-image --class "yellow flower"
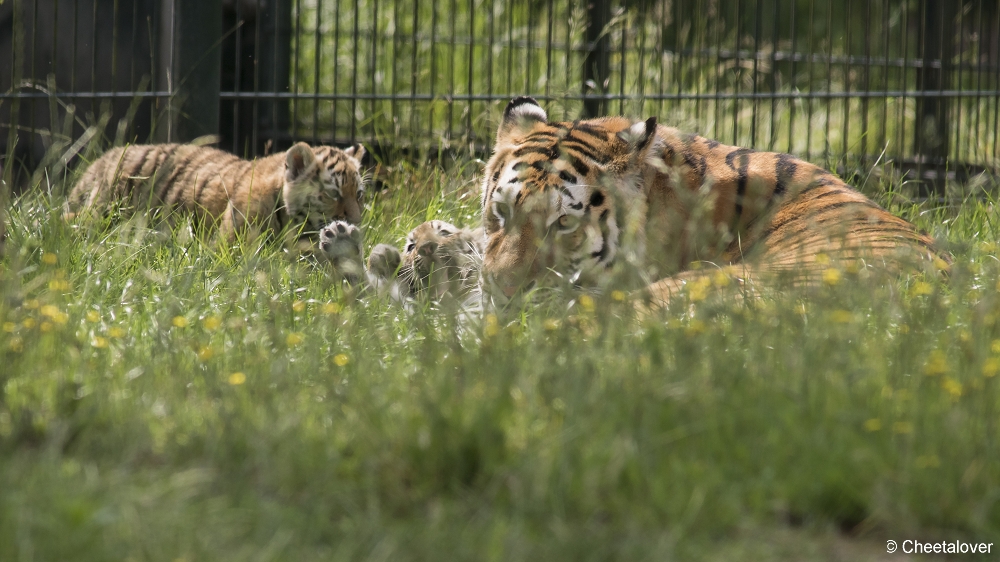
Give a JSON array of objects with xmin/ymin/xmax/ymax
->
[
  {"xmin": 24, "ymin": 299, "xmax": 39, "ymax": 310},
  {"xmin": 863, "ymin": 418, "xmax": 882, "ymax": 432},
  {"xmin": 844, "ymin": 261, "xmax": 861, "ymax": 275},
  {"xmin": 8, "ymin": 336, "xmax": 23, "ymax": 352},
  {"xmin": 197, "ymin": 346, "xmax": 214, "ymax": 361},
  {"xmin": 915, "ymin": 454, "xmax": 941, "ymax": 469},
  {"xmin": 322, "ymin": 302, "xmax": 341, "ymax": 314},
  {"xmin": 333, "ymin": 353, "xmax": 350, "ymax": 367},
  {"xmin": 286, "ymin": 332, "xmax": 304, "ymax": 346},
  {"xmin": 91, "ymin": 336, "xmax": 109, "ymax": 349},
  {"xmin": 484, "ymin": 314, "xmax": 499, "ymax": 338},
  {"xmin": 292, "ymin": 300, "xmax": 306, "ymax": 313},
  {"xmin": 983, "ymin": 358, "xmax": 999, "ymax": 378},
  {"xmin": 959, "ymin": 330, "xmax": 972, "ymax": 343},
  {"xmin": 933, "ymin": 258, "xmax": 949, "ymax": 272},
  {"xmin": 41, "ymin": 253, "xmax": 58, "ymax": 265},
  {"xmin": 543, "ymin": 318, "xmax": 561, "ymax": 331},
  {"xmin": 85, "ymin": 310, "xmax": 100, "ymax": 323},
  {"xmin": 172, "ymin": 316, "xmax": 188, "ymax": 328},
  {"xmin": 685, "ymin": 319, "xmax": 706, "ymax": 336},
  {"xmin": 923, "ymin": 350, "xmax": 949, "ymax": 376},
  {"xmin": 911, "ymin": 281, "xmax": 934, "ymax": 296},
  {"xmin": 687, "ymin": 277, "xmax": 711, "ymax": 302},
  {"xmin": 39, "ymin": 321, "xmax": 53, "ymax": 333},
  {"xmin": 108, "ymin": 327, "xmax": 126, "ymax": 338},
  {"xmin": 822, "ymin": 268, "xmax": 841, "ymax": 286},
  {"xmin": 892, "ymin": 421, "xmax": 914, "ymax": 434},
  {"xmin": 611, "ymin": 290, "xmax": 626, "ymax": 302},
  {"xmin": 578, "ymin": 294, "xmax": 595, "ymax": 312},
  {"xmin": 48, "ymin": 279, "xmax": 71, "ymax": 292},
  {"xmin": 991, "ymin": 339, "xmax": 1000, "ymax": 354},
  {"xmin": 202, "ymin": 316, "xmax": 222, "ymax": 331},
  {"xmin": 2, "ymin": 322, "xmax": 15, "ymax": 333},
  {"xmin": 40, "ymin": 305, "xmax": 68, "ymax": 324},
  {"xmin": 228, "ymin": 372, "xmax": 246, "ymax": 385},
  {"xmin": 22, "ymin": 318, "xmax": 36, "ymax": 330},
  {"xmin": 942, "ymin": 377, "xmax": 963, "ymax": 398},
  {"xmin": 815, "ymin": 253, "xmax": 830, "ymax": 265},
  {"xmin": 829, "ymin": 310, "xmax": 853, "ymax": 324},
  {"xmin": 713, "ymin": 271, "xmax": 731, "ymax": 288}
]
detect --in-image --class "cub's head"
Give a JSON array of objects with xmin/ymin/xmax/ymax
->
[
  {"xmin": 400, "ymin": 220, "xmax": 484, "ymax": 299},
  {"xmin": 480, "ymin": 97, "xmax": 659, "ymax": 303},
  {"xmin": 283, "ymin": 142, "xmax": 367, "ymax": 235}
]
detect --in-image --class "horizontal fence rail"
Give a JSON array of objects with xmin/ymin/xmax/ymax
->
[{"xmin": 2, "ymin": 0, "xmax": 999, "ymax": 191}]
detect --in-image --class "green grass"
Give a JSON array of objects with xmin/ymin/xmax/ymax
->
[{"xmin": 1, "ymin": 158, "xmax": 1000, "ymax": 561}]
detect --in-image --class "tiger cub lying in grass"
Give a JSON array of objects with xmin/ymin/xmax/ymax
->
[
  {"xmin": 479, "ymin": 97, "xmax": 949, "ymax": 307},
  {"xmin": 66, "ymin": 142, "xmax": 367, "ymax": 248},
  {"xmin": 318, "ymin": 219, "xmax": 484, "ymax": 305}
]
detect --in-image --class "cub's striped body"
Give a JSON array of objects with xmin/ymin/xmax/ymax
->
[
  {"xmin": 480, "ymin": 97, "xmax": 945, "ymax": 305},
  {"xmin": 66, "ymin": 142, "xmax": 366, "ymax": 244}
]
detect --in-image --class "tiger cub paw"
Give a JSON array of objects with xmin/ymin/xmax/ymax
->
[
  {"xmin": 367, "ymin": 243, "xmax": 402, "ymax": 280},
  {"xmin": 319, "ymin": 220, "xmax": 365, "ymax": 284}
]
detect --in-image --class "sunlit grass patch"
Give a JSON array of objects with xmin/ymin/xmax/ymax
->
[{"xmin": 0, "ymin": 160, "xmax": 998, "ymax": 560}]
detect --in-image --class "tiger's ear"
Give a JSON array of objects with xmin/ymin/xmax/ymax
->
[
  {"xmin": 285, "ymin": 142, "xmax": 317, "ymax": 182},
  {"xmin": 343, "ymin": 143, "xmax": 366, "ymax": 164},
  {"xmin": 617, "ymin": 117, "xmax": 658, "ymax": 153},
  {"xmin": 496, "ymin": 96, "xmax": 547, "ymax": 144}
]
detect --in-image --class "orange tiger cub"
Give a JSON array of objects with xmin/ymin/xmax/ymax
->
[
  {"xmin": 66, "ymin": 142, "xmax": 367, "ymax": 244},
  {"xmin": 479, "ymin": 97, "xmax": 948, "ymax": 307}
]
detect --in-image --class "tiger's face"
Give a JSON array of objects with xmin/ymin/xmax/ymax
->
[
  {"xmin": 283, "ymin": 143, "xmax": 367, "ymax": 235},
  {"xmin": 480, "ymin": 97, "xmax": 659, "ymax": 303}
]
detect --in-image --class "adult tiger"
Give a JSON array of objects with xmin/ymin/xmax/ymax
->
[
  {"xmin": 65, "ymin": 141, "xmax": 366, "ymax": 246},
  {"xmin": 480, "ymin": 97, "xmax": 946, "ymax": 306}
]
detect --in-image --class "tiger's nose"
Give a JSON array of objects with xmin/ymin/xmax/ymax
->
[{"xmin": 501, "ymin": 285, "xmax": 518, "ymax": 298}]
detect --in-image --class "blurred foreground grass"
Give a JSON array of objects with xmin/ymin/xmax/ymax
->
[{"xmin": 1, "ymin": 159, "xmax": 999, "ymax": 561}]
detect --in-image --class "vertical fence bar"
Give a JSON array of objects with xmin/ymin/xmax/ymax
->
[
  {"xmin": 914, "ymin": 0, "xmax": 953, "ymax": 179},
  {"xmin": 156, "ymin": 0, "xmax": 222, "ymax": 142},
  {"xmin": 860, "ymin": 0, "xmax": 872, "ymax": 167},
  {"xmin": 409, "ymin": 0, "xmax": 418, "ymax": 139},
  {"xmin": 896, "ymin": 0, "xmax": 910, "ymax": 163},
  {"xmin": 767, "ymin": 0, "xmax": 778, "ymax": 151},
  {"xmin": 823, "ymin": 0, "xmax": 833, "ymax": 163},
  {"xmin": 880, "ymin": 0, "xmax": 890, "ymax": 159},
  {"xmin": 733, "ymin": 0, "xmax": 743, "ymax": 144},
  {"xmin": 972, "ymin": 0, "xmax": 984, "ymax": 163},
  {"xmin": 842, "ymin": 0, "xmax": 852, "ymax": 162},
  {"xmin": 312, "ymin": 0, "xmax": 323, "ymax": 143},
  {"xmin": 333, "ymin": 0, "xmax": 341, "ymax": 142},
  {"xmin": 466, "ymin": 0, "xmax": 475, "ymax": 150},
  {"xmin": 750, "ymin": 0, "xmax": 761, "ymax": 147},
  {"xmin": 787, "ymin": 0, "xmax": 798, "ymax": 154},
  {"xmin": 955, "ymin": 0, "xmax": 966, "ymax": 164},
  {"xmin": 583, "ymin": 0, "xmax": 610, "ymax": 117},
  {"xmin": 804, "ymin": 0, "xmax": 815, "ymax": 160}
]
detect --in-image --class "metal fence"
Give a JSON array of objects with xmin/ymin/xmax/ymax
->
[{"xmin": 2, "ymin": 0, "xmax": 999, "ymax": 190}]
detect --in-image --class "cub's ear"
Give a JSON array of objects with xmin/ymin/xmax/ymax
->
[
  {"xmin": 617, "ymin": 117, "xmax": 658, "ymax": 153},
  {"xmin": 343, "ymin": 143, "xmax": 366, "ymax": 163},
  {"xmin": 496, "ymin": 96, "xmax": 547, "ymax": 144},
  {"xmin": 285, "ymin": 142, "xmax": 317, "ymax": 182}
]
